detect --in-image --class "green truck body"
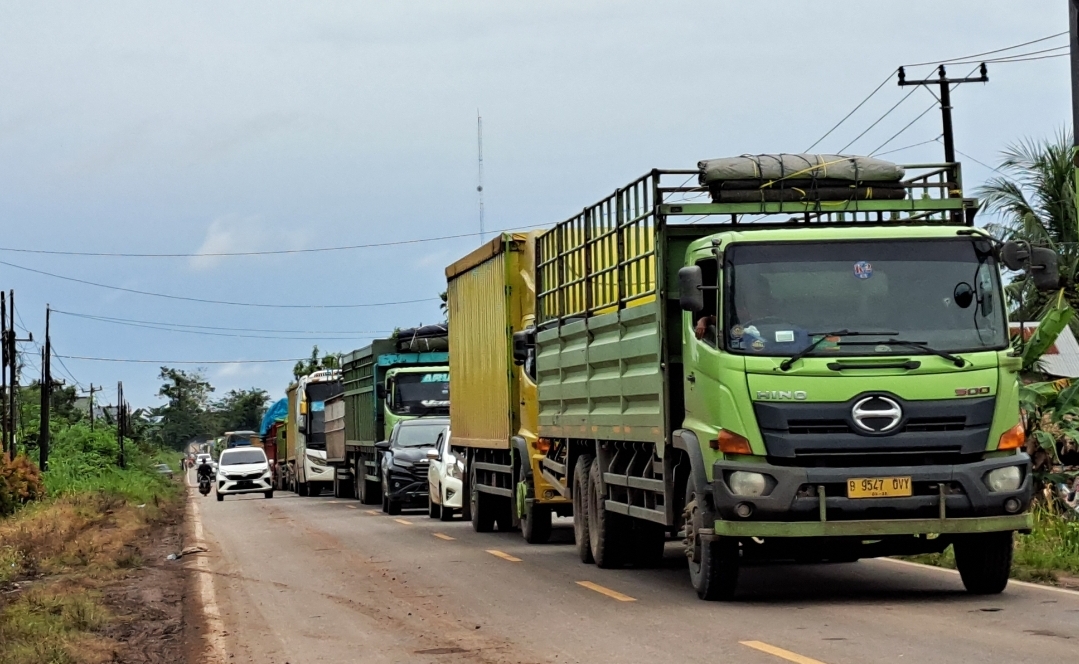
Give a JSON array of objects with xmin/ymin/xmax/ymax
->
[
  {"xmin": 339, "ymin": 339, "xmax": 449, "ymax": 503},
  {"xmin": 531, "ymin": 164, "xmax": 1035, "ymax": 599}
]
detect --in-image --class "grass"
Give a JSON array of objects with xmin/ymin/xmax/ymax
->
[
  {"xmin": 907, "ymin": 507, "xmax": 1079, "ymax": 585},
  {"xmin": 0, "ymin": 584, "xmax": 113, "ymax": 664}
]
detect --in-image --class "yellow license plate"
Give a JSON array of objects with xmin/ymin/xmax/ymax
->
[{"xmin": 847, "ymin": 476, "xmax": 912, "ymax": 499}]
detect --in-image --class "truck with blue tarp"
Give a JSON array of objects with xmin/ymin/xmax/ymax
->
[{"xmin": 334, "ymin": 327, "xmax": 450, "ymax": 502}]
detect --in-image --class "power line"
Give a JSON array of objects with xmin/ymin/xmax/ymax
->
[
  {"xmin": 0, "ymin": 223, "xmax": 545, "ymax": 259},
  {"xmin": 837, "ymin": 86, "xmax": 920, "ymax": 154},
  {"xmin": 901, "ymin": 31, "xmax": 1067, "ymax": 68},
  {"xmin": 804, "ymin": 71, "xmax": 895, "ymax": 153},
  {"xmin": 50, "ymin": 310, "xmax": 393, "ymax": 335},
  {"xmin": 872, "ymin": 136, "xmax": 943, "ymax": 157},
  {"xmin": 870, "ymin": 66, "xmax": 981, "ymax": 156},
  {"xmin": 54, "ymin": 316, "xmax": 382, "ymax": 341},
  {"xmin": 56, "ymin": 355, "xmax": 309, "ymax": 365},
  {"xmin": 947, "ymin": 52, "xmax": 1069, "ymax": 67},
  {"xmin": 0, "ymin": 259, "xmax": 439, "ymax": 309},
  {"xmin": 49, "ymin": 343, "xmax": 83, "ymax": 390}
]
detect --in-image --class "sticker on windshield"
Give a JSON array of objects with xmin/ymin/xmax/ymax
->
[
  {"xmin": 853, "ymin": 261, "xmax": 873, "ymax": 279},
  {"xmin": 730, "ymin": 325, "xmax": 744, "ymax": 339},
  {"xmin": 775, "ymin": 330, "xmax": 795, "ymax": 343},
  {"xmin": 751, "ymin": 338, "xmax": 766, "ymax": 351}
]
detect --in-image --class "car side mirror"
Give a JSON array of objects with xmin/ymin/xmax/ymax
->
[
  {"xmin": 375, "ymin": 440, "xmax": 391, "ymax": 451},
  {"xmin": 425, "ymin": 448, "xmax": 439, "ymax": 460},
  {"xmin": 999, "ymin": 240, "xmax": 1030, "ymax": 271},
  {"xmin": 1030, "ymin": 247, "xmax": 1061, "ymax": 291},
  {"xmin": 376, "ymin": 384, "xmax": 387, "ymax": 400},
  {"xmin": 512, "ymin": 329, "xmax": 535, "ymax": 365},
  {"xmin": 678, "ymin": 266, "xmax": 704, "ymax": 312}
]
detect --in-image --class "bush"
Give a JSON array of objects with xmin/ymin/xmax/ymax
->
[{"xmin": 0, "ymin": 455, "xmax": 45, "ymax": 517}]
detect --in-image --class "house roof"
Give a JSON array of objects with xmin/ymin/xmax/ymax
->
[{"xmin": 1010, "ymin": 322, "xmax": 1079, "ymax": 378}]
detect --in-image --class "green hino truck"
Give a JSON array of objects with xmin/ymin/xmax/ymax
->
[
  {"xmin": 528, "ymin": 155, "xmax": 1060, "ymax": 600},
  {"xmin": 335, "ymin": 331, "xmax": 449, "ymax": 502}
]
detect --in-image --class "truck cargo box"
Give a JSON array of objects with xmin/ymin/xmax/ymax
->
[{"xmin": 325, "ymin": 394, "xmax": 346, "ymax": 463}]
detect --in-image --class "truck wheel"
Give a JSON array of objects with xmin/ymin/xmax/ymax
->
[
  {"xmin": 573, "ymin": 455, "xmax": 594, "ymax": 564},
  {"xmin": 683, "ymin": 475, "xmax": 738, "ymax": 601},
  {"xmin": 297, "ymin": 482, "xmax": 308, "ymax": 497},
  {"xmin": 954, "ymin": 531, "xmax": 1013, "ymax": 595},
  {"xmin": 429, "ymin": 500, "xmax": 441, "ymax": 519},
  {"xmin": 630, "ymin": 521, "xmax": 666, "ymax": 568},
  {"xmin": 264, "ymin": 490, "xmax": 274, "ymax": 499},
  {"xmin": 470, "ymin": 462, "xmax": 495, "ymax": 532},
  {"xmin": 588, "ymin": 456, "xmax": 628, "ymax": 569},
  {"xmin": 521, "ymin": 500, "xmax": 552, "ymax": 544}
]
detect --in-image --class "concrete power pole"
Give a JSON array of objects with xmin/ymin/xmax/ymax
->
[{"xmin": 477, "ymin": 111, "xmax": 485, "ymax": 243}]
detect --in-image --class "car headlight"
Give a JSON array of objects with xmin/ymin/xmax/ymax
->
[
  {"xmin": 985, "ymin": 466, "xmax": 1022, "ymax": 492},
  {"xmin": 728, "ymin": 471, "xmax": 768, "ymax": 497}
]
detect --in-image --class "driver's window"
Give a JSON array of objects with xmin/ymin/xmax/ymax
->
[
  {"xmin": 694, "ymin": 258, "xmax": 719, "ymax": 348},
  {"xmin": 435, "ymin": 432, "xmax": 445, "ymax": 460}
]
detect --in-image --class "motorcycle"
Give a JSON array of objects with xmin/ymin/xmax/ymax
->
[{"xmin": 199, "ymin": 476, "xmax": 212, "ymax": 496}]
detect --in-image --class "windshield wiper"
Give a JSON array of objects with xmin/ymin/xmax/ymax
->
[
  {"xmin": 881, "ymin": 339, "xmax": 966, "ymax": 367},
  {"xmin": 778, "ymin": 330, "xmax": 898, "ymax": 372}
]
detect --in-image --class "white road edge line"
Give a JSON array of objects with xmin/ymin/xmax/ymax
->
[
  {"xmin": 190, "ymin": 493, "xmax": 229, "ymax": 661},
  {"xmin": 876, "ymin": 557, "xmax": 1079, "ymax": 598}
]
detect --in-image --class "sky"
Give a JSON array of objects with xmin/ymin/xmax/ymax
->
[{"xmin": 0, "ymin": 1, "xmax": 1071, "ymax": 409}]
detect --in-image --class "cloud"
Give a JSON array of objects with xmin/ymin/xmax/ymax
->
[{"xmin": 189, "ymin": 214, "xmax": 311, "ymax": 271}]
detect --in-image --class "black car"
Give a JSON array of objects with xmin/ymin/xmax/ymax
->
[{"xmin": 376, "ymin": 418, "xmax": 449, "ymax": 515}]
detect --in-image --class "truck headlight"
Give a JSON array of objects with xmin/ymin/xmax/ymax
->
[
  {"xmin": 985, "ymin": 466, "xmax": 1022, "ymax": 492},
  {"xmin": 729, "ymin": 471, "xmax": 768, "ymax": 497}
]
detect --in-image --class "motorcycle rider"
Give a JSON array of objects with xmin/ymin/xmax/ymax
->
[{"xmin": 197, "ymin": 458, "xmax": 214, "ymax": 485}]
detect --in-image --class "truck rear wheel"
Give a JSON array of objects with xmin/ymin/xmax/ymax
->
[
  {"xmin": 573, "ymin": 455, "xmax": 594, "ymax": 564},
  {"xmin": 470, "ymin": 462, "xmax": 495, "ymax": 532},
  {"xmin": 954, "ymin": 531, "xmax": 1013, "ymax": 595},
  {"xmin": 684, "ymin": 475, "xmax": 739, "ymax": 601},
  {"xmin": 588, "ymin": 457, "xmax": 629, "ymax": 569}
]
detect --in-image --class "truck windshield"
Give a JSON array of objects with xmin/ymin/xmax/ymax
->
[
  {"xmin": 724, "ymin": 238, "xmax": 1007, "ymax": 357},
  {"xmin": 391, "ymin": 372, "xmax": 449, "ymax": 415},
  {"xmin": 304, "ymin": 381, "xmax": 343, "ymax": 448}
]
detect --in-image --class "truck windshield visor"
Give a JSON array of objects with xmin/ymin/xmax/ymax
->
[
  {"xmin": 392, "ymin": 372, "xmax": 449, "ymax": 415},
  {"xmin": 724, "ymin": 238, "xmax": 1007, "ymax": 356}
]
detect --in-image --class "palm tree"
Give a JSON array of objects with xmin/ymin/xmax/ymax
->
[{"xmin": 976, "ymin": 129, "xmax": 1079, "ymax": 324}]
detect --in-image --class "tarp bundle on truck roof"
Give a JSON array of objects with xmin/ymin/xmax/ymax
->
[
  {"xmin": 395, "ymin": 324, "xmax": 448, "ymax": 352},
  {"xmin": 698, "ymin": 153, "xmax": 907, "ymax": 203},
  {"xmin": 259, "ymin": 398, "xmax": 288, "ymax": 437}
]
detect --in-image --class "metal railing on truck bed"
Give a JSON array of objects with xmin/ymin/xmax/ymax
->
[{"xmin": 536, "ymin": 163, "xmax": 973, "ymax": 325}]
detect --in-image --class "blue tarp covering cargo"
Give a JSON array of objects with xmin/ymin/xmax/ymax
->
[{"xmin": 260, "ymin": 398, "xmax": 288, "ymax": 436}]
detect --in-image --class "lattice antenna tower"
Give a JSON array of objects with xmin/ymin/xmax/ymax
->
[{"xmin": 477, "ymin": 111, "xmax": 485, "ymax": 242}]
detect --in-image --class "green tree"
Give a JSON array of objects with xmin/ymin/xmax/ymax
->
[
  {"xmin": 213, "ymin": 388, "xmax": 270, "ymax": 432},
  {"xmin": 152, "ymin": 367, "xmax": 215, "ymax": 450},
  {"xmin": 977, "ymin": 130, "xmax": 1079, "ymax": 323},
  {"xmin": 293, "ymin": 345, "xmax": 339, "ymax": 380}
]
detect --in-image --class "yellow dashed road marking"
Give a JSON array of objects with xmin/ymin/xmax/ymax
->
[
  {"xmin": 394, "ymin": 519, "xmax": 412, "ymax": 525},
  {"xmin": 486, "ymin": 550, "xmax": 522, "ymax": 562},
  {"xmin": 740, "ymin": 641, "xmax": 828, "ymax": 664},
  {"xmin": 433, "ymin": 533, "xmax": 455, "ymax": 541},
  {"xmin": 346, "ymin": 505, "xmax": 358, "ymax": 510},
  {"xmin": 575, "ymin": 581, "xmax": 636, "ymax": 602},
  {"xmin": 365, "ymin": 510, "xmax": 380, "ymax": 515}
]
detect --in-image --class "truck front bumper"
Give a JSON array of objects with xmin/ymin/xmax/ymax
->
[{"xmin": 710, "ymin": 453, "xmax": 1032, "ymax": 538}]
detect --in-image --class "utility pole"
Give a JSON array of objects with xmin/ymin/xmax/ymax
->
[
  {"xmin": 897, "ymin": 63, "xmax": 989, "ymax": 168},
  {"xmin": 1, "ymin": 291, "xmax": 7, "ymax": 461},
  {"xmin": 39, "ymin": 306, "xmax": 51, "ymax": 470},
  {"xmin": 1070, "ymin": 0, "xmax": 1079, "ymax": 209},
  {"xmin": 83, "ymin": 384, "xmax": 102, "ymax": 431},
  {"xmin": 1, "ymin": 291, "xmax": 32, "ymax": 461},
  {"xmin": 477, "ymin": 110, "xmax": 485, "ymax": 243},
  {"xmin": 117, "ymin": 381, "xmax": 126, "ymax": 469}
]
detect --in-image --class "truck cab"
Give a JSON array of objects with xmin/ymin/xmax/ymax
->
[
  {"xmin": 381, "ymin": 366, "xmax": 450, "ymax": 433},
  {"xmin": 293, "ymin": 369, "xmax": 343, "ymax": 497}
]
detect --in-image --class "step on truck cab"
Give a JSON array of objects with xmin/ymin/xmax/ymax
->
[
  {"xmin": 291, "ymin": 369, "xmax": 343, "ymax": 497},
  {"xmin": 445, "ymin": 232, "xmax": 572, "ymax": 539},
  {"xmin": 338, "ymin": 334, "xmax": 450, "ymax": 503},
  {"xmin": 529, "ymin": 156, "xmax": 1060, "ymax": 599}
]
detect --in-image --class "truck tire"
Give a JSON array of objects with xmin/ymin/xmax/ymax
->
[
  {"xmin": 684, "ymin": 475, "xmax": 738, "ymax": 601},
  {"xmin": 630, "ymin": 521, "xmax": 666, "ymax": 568},
  {"xmin": 954, "ymin": 531, "xmax": 1013, "ymax": 595},
  {"xmin": 357, "ymin": 458, "xmax": 381, "ymax": 505},
  {"xmin": 588, "ymin": 456, "xmax": 629, "ymax": 569},
  {"xmin": 264, "ymin": 490, "xmax": 274, "ymax": 499},
  {"xmin": 334, "ymin": 474, "xmax": 354, "ymax": 499},
  {"xmin": 297, "ymin": 482, "xmax": 309, "ymax": 497},
  {"xmin": 573, "ymin": 454, "xmax": 594, "ymax": 564},
  {"xmin": 470, "ymin": 462, "xmax": 495, "ymax": 532},
  {"xmin": 495, "ymin": 498, "xmax": 516, "ymax": 533},
  {"xmin": 521, "ymin": 500, "xmax": 552, "ymax": 544}
]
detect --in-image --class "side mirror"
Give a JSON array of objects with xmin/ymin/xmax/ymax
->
[
  {"xmin": 375, "ymin": 440, "xmax": 391, "ymax": 451},
  {"xmin": 1030, "ymin": 247, "xmax": 1061, "ymax": 291},
  {"xmin": 297, "ymin": 414, "xmax": 307, "ymax": 434},
  {"xmin": 952, "ymin": 282, "xmax": 974, "ymax": 309},
  {"xmin": 512, "ymin": 329, "xmax": 535, "ymax": 365},
  {"xmin": 425, "ymin": 448, "xmax": 439, "ymax": 460},
  {"xmin": 376, "ymin": 383, "xmax": 387, "ymax": 400},
  {"xmin": 999, "ymin": 240, "xmax": 1030, "ymax": 271},
  {"xmin": 678, "ymin": 266, "xmax": 704, "ymax": 312}
]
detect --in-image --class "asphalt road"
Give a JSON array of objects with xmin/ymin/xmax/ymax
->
[{"xmin": 188, "ymin": 472, "xmax": 1079, "ymax": 664}]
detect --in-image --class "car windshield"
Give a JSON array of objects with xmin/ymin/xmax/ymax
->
[
  {"xmin": 394, "ymin": 423, "xmax": 447, "ymax": 448},
  {"xmin": 220, "ymin": 450, "xmax": 266, "ymax": 465},
  {"xmin": 724, "ymin": 238, "xmax": 1007, "ymax": 357},
  {"xmin": 391, "ymin": 372, "xmax": 449, "ymax": 416}
]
